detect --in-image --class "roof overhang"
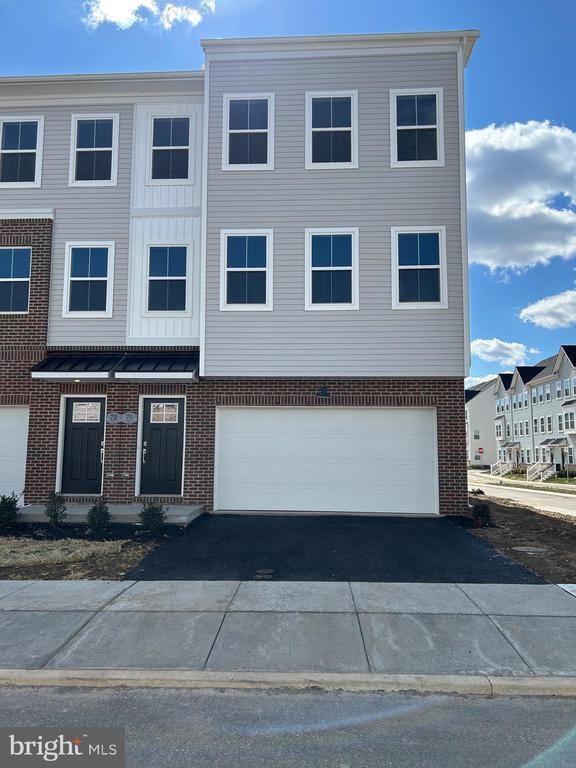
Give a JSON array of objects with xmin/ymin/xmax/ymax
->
[
  {"xmin": 31, "ymin": 352, "xmax": 199, "ymax": 383},
  {"xmin": 202, "ymin": 30, "xmax": 480, "ymax": 66}
]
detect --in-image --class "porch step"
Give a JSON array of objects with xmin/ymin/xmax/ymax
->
[{"xmin": 17, "ymin": 503, "xmax": 204, "ymax": 527}]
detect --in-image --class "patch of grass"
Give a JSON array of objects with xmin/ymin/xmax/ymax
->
[
  {"xmin": 0, "ymin": 537, "xmax": 127, "ymax": 568},
  {"xmin": 545, "ymin": 476, "xmax": 576, "ymax": 485}
]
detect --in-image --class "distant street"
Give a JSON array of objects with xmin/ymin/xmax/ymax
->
[
  {"xmin": 468, "ymin": 473, "xmax": 576, "ymax": 517},
  {"xmin": 0, "ymin": 686, "xmax": 575, "ymax": 768}
]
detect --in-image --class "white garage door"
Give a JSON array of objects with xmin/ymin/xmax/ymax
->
[
  {"xmin": 0, "ymin": 406, "xmax": 29, "ymax": 499},
  {"xmin": 215, "ymin": 407, "xmax": 438, "ymax": 515}
]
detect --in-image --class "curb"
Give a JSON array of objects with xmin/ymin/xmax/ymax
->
[{"xmin": 0, "ymin": 669, "xmax": 575, "ymax": 697}]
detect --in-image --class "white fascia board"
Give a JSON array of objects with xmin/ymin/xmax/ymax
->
[
  {"xmin": 31, "ymin": 371, "xmax": 110, "ymax": 380},
  {"xmin": 113, "ymin": 372, "xmax": 198, "ymax": 381},
  {"xmin": 0, "ymin": 209, "xmax": 54, "ymax": 220}
]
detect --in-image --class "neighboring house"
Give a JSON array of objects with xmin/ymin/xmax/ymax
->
[
  {"xmin": 492, "ymin": 346, "xmax": 576, "ymax": 475},
  {"xmin": 0, "ymin": 29, "xmax": 479, "ymax": 517},
  {"xmin": 465, "ymin": 378, "xmax": 497, "ymax": 468}
]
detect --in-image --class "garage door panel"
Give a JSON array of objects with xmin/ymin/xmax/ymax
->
[
  {"xmin": 215, "ymin": 407, "xmax": 438, "ymax": 515},
  {"xmin": 0, "ymin": 407, "xmax": 29, "ymax": 499}
]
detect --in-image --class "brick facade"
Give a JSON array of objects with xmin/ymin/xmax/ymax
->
[
  {"xmin": 0, "ymin": 218, "xmax": 53, "ymax": 406},
  {"xmin": 24, "ymin": 376, "xmax": 468, "ymax": 516}
]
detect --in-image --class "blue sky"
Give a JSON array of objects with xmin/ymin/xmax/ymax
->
[{"xmin": 1, "ymin": 0, "xmax": 575, "ymax": 381}]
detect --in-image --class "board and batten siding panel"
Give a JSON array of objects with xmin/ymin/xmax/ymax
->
[
  {"xmin": 204, "ymin": 53, "xmax": 466, "ymax": 377},
  {"xmin": 131, "ymin": 102, "xmax": 203, "ymax": 210},
  {"xmin": 0, "ymin": 103, "xmax": 133, "ymax": 346},
  {"xmin": 126, "ymin": 215, "xmax": 201, "ymax": 345}
]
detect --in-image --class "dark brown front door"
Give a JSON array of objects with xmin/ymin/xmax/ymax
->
[
  {"xmin": 61, "ymin": 398, "xmax": 105, "ymax": 495},
  {"xmin": 140, "ymin": 398, "xmax": 184, "ymax": 496}
]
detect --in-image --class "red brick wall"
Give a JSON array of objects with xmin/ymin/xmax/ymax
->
[
  {"xmin": 0, "ymin": 219, "xmax": 52, "ymax": 406},
  {"xmin": 25, "ymin": 376, "xmax": 468, "ymax": 516}
]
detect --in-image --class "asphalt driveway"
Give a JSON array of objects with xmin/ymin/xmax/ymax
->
[{"xmin": 125, "ymin": 515, "xmax": 542, "ymax": 583}]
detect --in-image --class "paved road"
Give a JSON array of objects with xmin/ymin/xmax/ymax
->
[
  {"xmin": 470, "ymin": 482, "xmax": 576, "ymax": 517},
  {"xmin": 0, "ymin": 686, "xmax": 575, "ymax": 767}
]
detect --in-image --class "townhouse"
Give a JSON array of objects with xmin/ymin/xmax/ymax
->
[
  {"xmin": 492, "ymin": 346, "xmax": 576, "ymax": 478},
  {"xmin": 465, "ymin": 378, "xmax": 498, "ymax": 468},
  {"xmin": 0, "ymin": 30, "xmax": 479, "ymax": 517}
]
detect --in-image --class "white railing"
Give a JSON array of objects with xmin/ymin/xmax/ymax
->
[
  {"xmin": 491, "ymin": 460, "xmax": 514, "ymax": 476},
  {"xmin": 526, "ymin": 462, "xmax": 556, "ymax": 482}
]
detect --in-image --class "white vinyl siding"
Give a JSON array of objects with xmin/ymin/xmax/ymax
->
[{"xmin": 0, "ymin": 407, "xmax": 29, "ymax": 498}]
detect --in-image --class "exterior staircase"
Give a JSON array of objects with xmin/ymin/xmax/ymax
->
[
  {"xmin": 490, "ymin": 460, "xmax": 514, "ymax": 477},
  {"xmin": 526, "ymin": 462, "xmax": 556, "ymax": 482}
]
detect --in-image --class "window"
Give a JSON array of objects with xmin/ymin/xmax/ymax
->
[
  {"xmin": 63, "ymin": 242, "xmax": 114, "ymax": 317},
  {"xmin": 151, "ymin": 117, "xmax": 190, "ymax": 180},
  {"xmin": 0, "ymin": 247, "xmax": 31, "ymax": 313},
  {"xmin": 547, "ymin": 416, "xmax": 552, "ymax": 433},
  {"xmin": 223, "ymin": 94, "xmax": 274, "ymax": 170},
  {"xmin": 305, "ymin": 228, "xmax": 359, "ymax": 310},
  {"xmin": 532, "ymin": 389, "xmax": 537, "ymax": 405},
  {"xmin": 150, "ymin": 403, "xmax": 178, "ymax": 423},
  {"xmin": 545, "ymin": 383, "xmax": 551, "ymax": 402},
  {"xmin": 533, "ymin": 418, "xmax": 538, "ymax": 434},
  {"xmin": 519, "ymin": 422, "xmax": 524, "ymax": 437},
  {"xmin": 0, "ymin": 116, "xmax": 43, "ymax": 187},
  {"xmin": 535, "ymin": 448, "xmax": 539, "ymax": 462},
  {"xmin": 556, "ymin": 381, "xmax": 563, "ymax": 399},
  {"xmin": 495, "ymin": 424, "xmax": 502, "ymax": 439},
  {"xmin": 523, "ymin": 391, "xmax": 529, "ymax": 409},
  {"xmin": 568, "ymin": 447, "xmax": 574, "ymax": 464},
  {"xmin": 390, "ymin": 88, "xmax": 444, "ymax": 167},
  {"xmin": 558, "ymin": 414, "xmax": 564, "ymax": 432},
  {"xmin": 564, "ymin": 378, "xmax": 571, "ymax": 397},
  {"xmin": 525, "ymin": 420, "xmax": 529, "ymax": 435},
  {"xmin": 512, "ymin": 395, "xmax": 517, "ymax": 410},
  {"xmin": 526, "ymin": 449, "xmax": 531, "ymax": 464},
  {"xmin": 520, "ymin": 450, "xmax": 524, "ymax": 464},
  {"xmin": 565, "ymin": 412, "xmax": 575, "ymax": 431},
  {"xmin": 305, "ymin": 92, "xmax": 358, "ymax": 169},
  {"xmin": 538, "ymin": 386, "xmax": 544, "ymax": 403},
  {"xmin": 505, "ymin": 398, "xmax": 510, "ymax": 411},
  {"xmin": 392, "ymin": 227, "xmax": 447, "ymax": 308},
  {"xmin": 69, "ymin": 114, "xmax": 118, "ymax": 186},
  {"xmin": 147, "ymin": 246, "xmax": 188, "ymax": 313},
  {"xmin": 473, "ymin": 429, "xmax": 480, "ymax": 440},
  {"xmin": 220, "ymin": 230, "xmax": 273, "ymax": 311},
  {"xmin": 514, "ymin": 422, "xmax": 518, "ymax": 437},
  {"xmin": 540, "ymin": 417, "xmax": 545, "ymax": 433},
  {"xmin": 573, "ymin": 377, "xmax": 576, "ymax": 396},
  {"xmin": 506, "ymin": 424, "xmax": 511, "ymax": 438},
  {"xmin": 72, "ymin": 402, "xmax": 101, "ymax": 423}
]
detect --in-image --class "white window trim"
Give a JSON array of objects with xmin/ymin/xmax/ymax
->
[
  {"xmin": 68, "ymin": 113, "xmax": 119, "ymax": 188},
  {"xmin": 305, "ymin": 91, "xmax": 359, "ymax": 170},
  {"xmin": 144, "ymin": 243, "xmax": 192, "ymax": 318},
  {"xmin": 221, "ymin": 93, "xmax": 275, "ymax": 171},
  {"xmin": 219, "ymin": 229, "xmax": 274, "ymax": 312},
  {"xmin": 147, "ymin": 113, "xmax": 195, "ymax": 186},
  {"xmin": 389, "ymin": 88, "xmax": 444, "ymax": 168},
  {"xmin": 305, "ymin": 227, "xmax": 359, "ymax": 311},
  {"xmin": 391, "ymin": 225, "xmax": 448, "ymax": 309},
  {"xmin": 0, "ymin": 115, "xmax": 44, "ymax": 189},
  {"xmin": 62, "ymin": 241, "xmax": 115, "ymax": 318},
  {"xmin": 0, "ymin": 246, "xmax": 32, "ymax": 315}
]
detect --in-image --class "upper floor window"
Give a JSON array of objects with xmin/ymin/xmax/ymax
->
[
  {"xmin": 532, "ymin": 389, "xmax": 537, "ymax": 405},
  {"xmin": 392, "ymin": 227, "xmax": 447, "ymax": 308},
  {"xmin": 63, "ymin": 242, "xmax": 114, "ymax": 317},
  {"xmin": 512, "ymin": 395, "xmax": 517, "ymax": 410},
  {"xmin": 151, "ymin": 117, "xmax": 190, "ymax": 181},
  {"xmin": 305, "ymin": 228, "xmax": 359, "ymax": 310},
  {"xmin": 305, "ymin": 92, "xmax": 358, "ymax": 169},
  {"xmin": 148, "ymin": 246, "xmax": 188, "ymax": 313},
  {"xmin": 0, "ymin": 117, "xmax": 43, "ymax": 187},
  {"xmin": 573, "ymin": 377, "xmax": 576, "ymax": 396},
  {"xmin": 473, "ymin": 429, "xmax": 480, "ymax": 440},
  {"xmin": 0, "ymin": 247, "xmax": 30, "ymax": 313},
  {"xmin": 556, "ymin": 381, "xmax": 562, "ymax": 399},
  {"xmin": 69, "ymin": 114, "xmax": 118, "ymax": 186},
  {"xmin": 545, "ymin": 383, "xmax": 551, "ymax": 401},
  {"xmin": 220, "ymin": 230, "xmax": 273, "ymax": 311},
  {"xmin": 390, "ymin": 89, "xmax": 444, "ymax": 168},
  {"xmin": 564, "ymin": 378, "xmax": 571, "ymax": 397},
  {"xmin": 495, "ymin": 423, "xmax": 502, "ymax": 439},
  {"xmin": 222, "ymin": 94, "xmax": 274, "ymax": 171},
  {"xmin": 538, "ymin": 386, "xmax": 544, "ymax": 403},
  {"xmin": 558, "ymin": 414, "xmax": 564, "ymax": 432}
]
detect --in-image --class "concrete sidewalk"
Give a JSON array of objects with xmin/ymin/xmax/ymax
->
[{"xmin": 0, "ymin": 580, "xmax": 576, "ymax": 690}]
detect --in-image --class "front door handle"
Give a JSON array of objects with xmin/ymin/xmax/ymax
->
[
  {"xmin": 100, "ymin": 446, "xmax": 104, "ymax": 464},
  {"xmin": 142, "ymin": 448, "xmax": 147, "ymax": 465}
]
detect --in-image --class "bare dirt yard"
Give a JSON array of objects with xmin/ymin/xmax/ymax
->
[
  {"xmin": 0, "ymin": 524, "xmax": 158, "ymax": 580},
  {"xmin": 469, "ymin": 493, "xmax": 576, "ymax": 583}
]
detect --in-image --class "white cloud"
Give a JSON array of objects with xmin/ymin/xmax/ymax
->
[
  {"xmin": 519, "ymin": 289, "xmax": 576, "ymax": 329},
  {"xmin": 471, "ymin": 338, "xmax": 540, "ymax": 367},
  {"xmin": 465, "ymin": 374, "xmax": 499, "ymax": 389},
  {"xmin": 467, "ymin": 121, "xmax": 576, "ymax": 270},
  {"xmin": 83, "ymin": 0, "xmax": 215, "ymax": 30}
]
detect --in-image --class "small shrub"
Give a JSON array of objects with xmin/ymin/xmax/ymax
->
[
  {"xmin": 138, "ymin": 501, "xmax": 167, "ymax": 533},
  {"xmin": 470, "ymin": 488, "xmax": 485, "ymax": 496},
  {"xmin": 87, "ymin": 498, "xmax": 111, "ymax": 535},
  {"xmin": 44, "ymin": 492, "xmax": 67, "ymax": 528},
  {"xmin": 555, "ymin": 469, "xmax": 568, "ymax": 479},
  {"xmin": 470, "ymin": 501, "xmax": 493, "ymax": 529},
  {"xmin": 0, "ymin": 493, "xmax": 20, "ymax": 529}
]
